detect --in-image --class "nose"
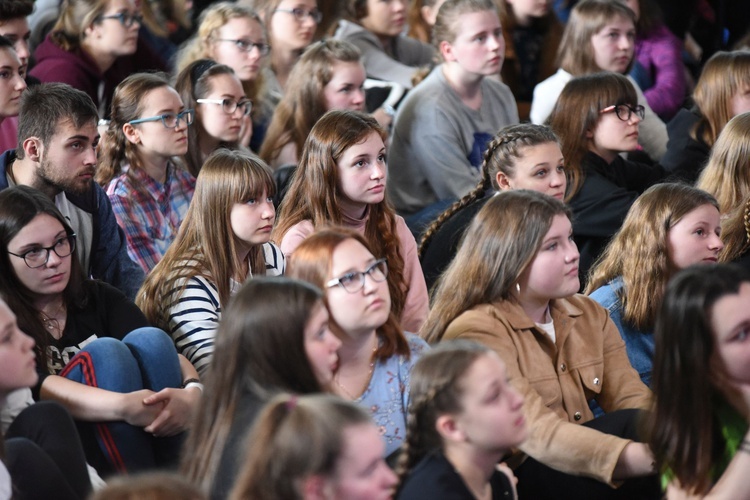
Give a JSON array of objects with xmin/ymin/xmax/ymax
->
[
  {"xmin": 262, "ymin": 201, "xmax": 275, "ymax": 220},
  {"xmin": 23, "ymin": 330, "xmax": 35, "ymax": 350},
  {"xmin": 302, "ymin": 12, "xmax": 317, "ymax": 28},
  {"xmin": 15, "ymin": 41, "xmax": 30, "ymax": 64},
  {"xmin": 45, "ymin": 248, "xmax": 63, "ymax": 268},
  {"xmin": 393, "ymin": 0, "xmax": 406, "ymax": 12},
  {"xmin": 352, "ymin": 89, "xmax": 365, "ymax": 107},
  {"xmin": 83, "ymin": 146, "xmax": 97, "ymax": 166},
  {"xmin": 327, "ymin": 331, "xmax": 342, "ymax": 351},
  {"xmin": 710, "ymin": 233, "xmax": 725, "ymax": 251},
  {"xmin": 618, "ymin": 35, "xmax": 632, "ymax": 51},
  {"xmin": 550, "ymin": 171, "xmax": 564, "ymax": 187},
  {"xmin": 488, "ymin": 33, "xmax": 502, "ymax": 51},
  {"xmin": 371, "ymin": 162, "xmax": 385, "ymax": 180},
  {"xmin": 14, "ymin": 74, "xmax": 27, "ymax": 92},
  {"xmin": 566, "ymin": 240, "xmax": 580, "ymax": 264},
  {"xmin": 381, "ymin": 463, "xmax": 398, "ymax": 489}
]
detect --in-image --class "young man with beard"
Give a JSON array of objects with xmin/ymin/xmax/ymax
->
[{"xmin": 0, "ymin": 82, "xmax": 144, "ymax": 298}]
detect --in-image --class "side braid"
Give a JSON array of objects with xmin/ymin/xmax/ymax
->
[
  {"xmin": 396, "ymin": 385, "xmax": 447, "ymax": 481},
  {"xmin": 418, "ymin": 124, "xmax": 559, "ymax": 257}
]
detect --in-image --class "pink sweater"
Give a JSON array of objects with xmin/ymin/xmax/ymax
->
[{"xmin": 279, "ymin": 209, "xmax": 429, "ymax": 333}]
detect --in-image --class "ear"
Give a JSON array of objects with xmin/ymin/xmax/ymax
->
[
  {"xmin": 435, "ymin": 414, "xmax": 465, "ymax": 443},
  {"xmin": 439, "ymin": 40, "xmax": 455, "ymax": 62},
  {"xmin": 22, "ymin": 137, "xmax": 42, "ymax": 162},
  {"xmin": 496, "ymin": 171, "xmax": 512, "ymax": 190},
  {"xmin": 122, "ymin": 122, "xmax": 140, "ymax": 145},
  {"xmin": 301, "ymin": 475, "xmax": 329, "ymax": 500},
  {"xmin": 421, "ymin": 5, "xmax": 436, "ymax": 25}
]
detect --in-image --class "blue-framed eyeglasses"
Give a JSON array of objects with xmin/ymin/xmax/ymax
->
[
  {"xmin": 98, "ymin": 11, "xmax": 142, "ymax": 27},
  {"xmin": 326, "ymin": 258, "xmax": 388, "ymax": 293},
  {"xmin": 8, "ymin": 234, "xmax": 77, "ymax": 269},
  {"xmin": 128, "ymin": 109, "xmax": 195, "ymax": 129}
]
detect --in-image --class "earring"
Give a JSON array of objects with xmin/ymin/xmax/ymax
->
[{"xmin": 516, "ymin": 283, "xmax": 521, "ymax": 294}]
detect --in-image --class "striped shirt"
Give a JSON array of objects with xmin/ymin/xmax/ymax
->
[{"xmin": 167, "ymin": 243, "xmax": 285, "ymax": 374}]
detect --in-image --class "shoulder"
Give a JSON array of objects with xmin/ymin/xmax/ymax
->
[
  {"xmin": 262, "ymin": 242, "xmax": 285, "ymax": 275},
  {"xmin": 404, "ymin": 331, "xmax": 429, "ymax": 358},
  {"xmin": 589, "ymin": 279, "xmax": 624, "ymax": 310},
  {"xmin": 279, "ymin": 219, "xmax": 314, "ymax": 255},
  {"xmin": 397, "ymin": 452, "xmax": 471, "ymax": 499}
]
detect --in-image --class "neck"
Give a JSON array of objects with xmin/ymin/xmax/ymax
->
[
  {"xmin": 337, "ymin": 329, "xmax": 377, "ymax": 369},
  {"xmin": 443, "ymin": 445, "xmax": 500, "ymax": 500},
  {"xmin": 233, "ymin": 244, "xmax": 251, "ymax": 281},
  {"xmin": 271, "ymin": 49, "xmax": 300, "ymax": 90},
  {"xmin": 588, "ymin": 146, "xmax": 618, "ymax": 164},
  {"xmin": 80, "ymin": 40, "xmax": 116, "ymax": 74},
  {"xmin": 339, "ymin": 197, "xmax": 368, "ymax": 220},
  {"xmin": 441, "ymin": 64, "xmax": 484, "ymax": 107},
  {"xmin": 34, "ymin": 293, "xmax": 65, "ymax": 317},
  {"xmin": 198, "ymin": 133, "xmax": 220, "ymax": 162},
  {"xmin": 137, "ymin": 150, "xmax": 170, "ymax": 184},
  {"xmin": 518, "ymin": 294, "xmax": 550, "ymax": 324},
  {"xmin": 515, "ymin": 13, "xmax": 533, "ymax": 27},
  {"xmin": 10, "ymin": 156, "xmax": 60, "ymax": 199}
]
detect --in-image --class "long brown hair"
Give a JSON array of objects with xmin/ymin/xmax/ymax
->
[
  {"xmin": 181, "ymin": 277, "xmax": 327, "ymax": 490},
  {"xmin": 49, "ymin": 0, "xmax": 109, "ymax": 51},
  {"xmin": 136, "ymin": 149, "xmax": 275, "ymax": 330},
  {"xmin": 286, "ymin": 227, "xmax": 410, "ymax": 359},
  {"xmin": 586, "ymin": 183, "xmax": 719, "ymax": 330},
  {"xmin": 648, "ymin": 264, "xmax": 750, "ymax": 495},
  {"xmin": 273, "ymin": 110, "xmax": 407, "ymax": 320},
  {"xmin": 229, "ymin": 394, "xmax": 373, "ymax": 500},
  {"xmin": 421, "ymin": 190, "xmax": 570, "ymax": 343},
  {"xmin": 548, "ymin": 72, "xmax": 638, "ymax": 201},
  {"xmin": 259, "ymin": 39, "xmax": 362, "ymax": 166}
]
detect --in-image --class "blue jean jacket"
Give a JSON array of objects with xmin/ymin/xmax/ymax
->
[{"xmin": 589, "ymin": 278, "xmax": 655, "ymax": 388}]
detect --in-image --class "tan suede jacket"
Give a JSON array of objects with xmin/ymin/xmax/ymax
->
[{"xmin": 443, "ymin": 294, "xmax": 652, "ymax": 485}]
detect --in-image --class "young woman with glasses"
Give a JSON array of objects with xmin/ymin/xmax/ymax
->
[
  {"xmin": 273, "ymin": 109, "xmax": 429, "ymax": 333},
  {"xmin": 30, "ymin": 0, "xmax": 166, "ymax": 118},
  {"xmin": 175, "ymin": 2, "xmax": 270, "ymax": 150},
  {"xmin": 287, "ymin": 228, "xmax": 429, "ymax": 459},
  {"xmin": 96, "ymin": 73, "xmax": 195, "ymax": 273},
  {"xmin": 548, "ymin": 72, "xmax": 667, "ymax": 287},
  {"xmin": 174, "ymin": 59, "xmax": 252, "ymax": 176},
  {"xmin": 0, "ymin": 185, "xmax": 201, "ymax": 476}
]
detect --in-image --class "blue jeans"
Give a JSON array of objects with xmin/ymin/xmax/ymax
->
[{"xmin": 60, "ymin": 327, "xmax": 183, "ymax": 475}]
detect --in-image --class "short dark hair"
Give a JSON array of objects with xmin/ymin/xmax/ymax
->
[
  {"xmin": 0, "ymin": 35, "xmax": 14, "ymax": 51},
  {"xmin": 16, "ymin": 83, "xmax": 98, "ymax": 159},
  {"xmin": 0, "ymin": 0, "xmax": 33, "ymax": 22}
]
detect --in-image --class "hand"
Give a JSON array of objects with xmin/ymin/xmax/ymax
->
[
  {"xmin": 613, "ymin": 442, "xmax": 656, "ymax": 480},
  {"xmin": 118, "ymin": 389, "xmax": 160, "ymax": 427},
  {"xmin": 142, "ymin": 387, "xmax": 201, "ymax": 437}
]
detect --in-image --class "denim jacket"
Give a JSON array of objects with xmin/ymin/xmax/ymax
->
[{"xmin": 590, "ymin": 277, "xmax": 655, "ymax": 387}]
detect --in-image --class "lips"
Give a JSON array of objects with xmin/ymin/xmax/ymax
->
[
  {"xmin": 258, "ymin": 225, "xmax": 273, "ymax": 232},
  {"xmin": 552, "ymin": 191, "xmax": 565, "ymax": 200},
  {"xmin": 566, "ymin": 266, "xmax": 579, "ymax": 277},
  {"xmin": 703, "ymin": 257, "xmax": 718, "ymax": 262},
  {"xmin": 369, "ymin": 184, "xmax": 385, "ymax": 193}
]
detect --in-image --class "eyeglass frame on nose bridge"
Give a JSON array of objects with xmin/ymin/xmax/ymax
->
[
  {"xmin": 214, "ymin": 38, "xmax": 271, "ymax": 55},
  {"xmin": 98, "ymin": 12, "xmax": 143, "ymax": 27},
  {"xmin": 8, "ymin": 234, "xmax": 78, "ymax": 269},
  {"xmin": 273, "ymin": 7, "xmax": 323, "ymax": 23},
  {"xmin": 128, "ymin": 109, "xmax": 195, "ymax": 129},
  {"xmin": 326, "ymin": 258, "xmax": 389, "ymax": 293},
  {"xmin": 196, "ymin": 98, "xmax": 253, "ymax": 116},
  {"xmin": 599, "ymin": 104, "xmax": 646, "ymax": 122}
]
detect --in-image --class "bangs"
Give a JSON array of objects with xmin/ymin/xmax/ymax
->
[{"xmin": 236, "ymin": 157, "xmax": 277, "ymax": 202}]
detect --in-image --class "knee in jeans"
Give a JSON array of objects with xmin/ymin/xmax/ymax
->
[{"xmin": 123, "ymin": 327, "xmax": 176, "ymax": 356}]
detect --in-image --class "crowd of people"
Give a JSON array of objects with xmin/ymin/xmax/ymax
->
[{"xmin": 0, "ymin": 0, "xmax": 748, "ymax": 498}]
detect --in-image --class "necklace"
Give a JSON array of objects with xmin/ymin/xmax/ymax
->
[
  {"xmin": 40, "ymin": 301, "xmax": 66, "ymax": 339},
  {"xmin": 334, "ymin": 339, "xmax": 378, "ymax": 400}
]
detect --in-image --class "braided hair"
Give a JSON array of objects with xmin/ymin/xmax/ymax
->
[
  {"xmin": 719, "ymin": 197, "xmax": 750, "ymax": 263},
  {"xmin": 397, "ymin": 340, "xmax": 491, "ymax": 480},
  {"xmin": 419, "ymin": 123, "xmax": 559, "ymax": 256}
]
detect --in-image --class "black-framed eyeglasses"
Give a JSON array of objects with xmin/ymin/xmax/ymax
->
[
  {"xmin": 599, "ymin": 104, "xmax": 645, "ymax": 122},
  {"xmin": 214, "ymin": 38, "xmax": 271, "ymax": 56},
  {"xmin": 326, "ymin": 258, "xmax": 388, "ymax": 293},
  {"xmin": 128, "ymin": 109, "xmax": 195, "ymax": 129},
  {"xmin": 196, "ymin": 98, "xmax": 253, "ymax": 116},
  {"xmin": 273, "ymin": 7, "xmax": 323, "ymax": 23},
  {"xmin": 9, "ymin": 234, "xmax": 77, "ymax": 269},
  {"xmin": 98, "ymin": 12, "xmax": 142, "ymax": 28}
]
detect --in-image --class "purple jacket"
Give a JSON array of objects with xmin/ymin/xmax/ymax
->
[
  {"xmin": 30, "ymin": 34, "xmax": 166, "ymax": 118},
  {"xmin": 634, "ymin": 24, "xmax": 686, "ymax": 121}
]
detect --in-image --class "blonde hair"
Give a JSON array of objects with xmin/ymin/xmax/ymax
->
[
  {"xmin": 174, "ymin": 2, "xmax": 265, "ymax": 112},
  {"xmin": 421, "ymin": 190, "xmax": 570, "ymax": 343},
  {"xmin": 691, "ymin": 51, "xmax": 750, "ymax": 148},
  {"xmin": 557, "ymin": 0, "xmax": 636, "ymax": 75},
  {"xmin": 586, "ymin": 183, "xmax": 719, "ymax": 330},
  {"xmin": 137, "ymin": 149, "xmax": 276, "ymax": 329},
  {"xmin": 50, "ymin": 0, "xmax": 109, "ymax": 51},
  {"xmin": 696, "ymin": 112, "xmax": 750, "ymax": 215}
]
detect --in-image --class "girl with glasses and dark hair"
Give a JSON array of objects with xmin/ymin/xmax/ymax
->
[
  {"xmin": 549, "ymin": 72, "xmax": 667, "ymax": 287},
  {"xmin": 287, "ymin": 228, "xmax": 429, "ymax": 460},
  {"xmin": 0, "ymin": 185, "xmax": 201, "ymax": 477},
  {"xmin": 174, "ymin": 59, "xmax": 250, "ymax": 177},
  {"xmin": 29, "ymin": 0, "xmax": 166, "ymax": 118},
  {"xmin": 97, "ymin": 72, "xmax": 195, "ymax": 273}
]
